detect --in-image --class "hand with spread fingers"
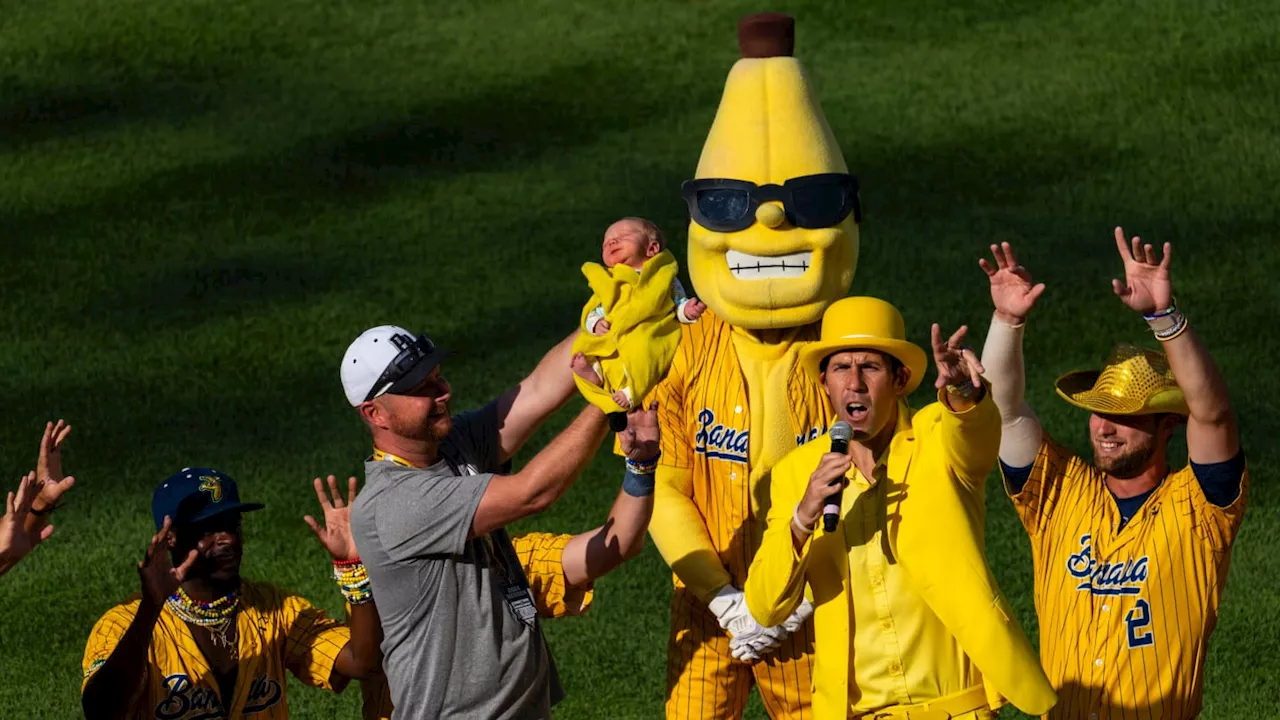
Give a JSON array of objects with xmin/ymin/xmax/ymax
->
[
  {"xmin": 618, "ymin": 401, "xmax": 660, "ymax": 462},
  {"xmin": 32, "ymin": 420, "xmax": 76, "ymax": 518},
  {"xmin": 0, "ymin": 472, "xmax": 57, "ymax": 576},
  {"xmin": 1111, "ymin": 226, "xmax": 1174, "ymax": 315},
  {"xmin": 980, "ymin": 241, "xmax": 1045, "ymax": 325},
  {"xmin": 138, "ymin": 516, "xmax": 198, "ymax": 607},
  {"xmin": 304, "ymin": 475, "xmax": 361, "ymax": 562},
  {"xmin": 931, "ymin": 324, "xmax": 985, "ymax": 391}
]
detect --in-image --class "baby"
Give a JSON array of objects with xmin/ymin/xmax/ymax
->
[{"xmin": 571, "ymin": 217, "xmax": 705, "ymax": 409}]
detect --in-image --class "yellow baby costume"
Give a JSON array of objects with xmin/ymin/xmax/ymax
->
[{"xmin": 571, "ymin": 249, "xmax": 682, "ymax": 415}]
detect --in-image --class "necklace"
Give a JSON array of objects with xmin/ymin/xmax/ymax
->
[{"xmin": 166, "ymin": 587, "xmax": 240, "ymax": 659}]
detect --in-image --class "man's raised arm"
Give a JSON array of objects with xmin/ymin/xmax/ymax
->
[
  {"xmin": 492, "ymin": 332, "xmax": 580, "ymax": 464},
  {"xmin": 1109, "ymin": 228, "xmax": 1239, "ymax": 464}
]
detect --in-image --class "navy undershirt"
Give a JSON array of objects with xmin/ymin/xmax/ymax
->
[{"xmin": 1002, "ymin": 449, "xmax": 1245, "ymax": 529}]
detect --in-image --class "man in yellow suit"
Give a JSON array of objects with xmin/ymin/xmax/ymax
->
[
  {"xmin": 745, "ymin": 296, "xmax": 1057, "ymax": 719},
  {"xmin": 649, "ymin": 12, "xmax": 861, "ymax": 718}
]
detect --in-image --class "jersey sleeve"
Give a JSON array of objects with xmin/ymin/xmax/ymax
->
[
  {"xmin": 1002, "ymin": 436, "xmax": 1078, "ymax": 537},
  {"xmin": 1182, "ymin": 458, "xmax": 1250, "ymax": 550},
  {"xmin": 512, "ymin": 532, "xmax": 593, "ymax": 618},
  {"xmin": 81, "ymin": 599, "xmax": 141, "ymax": 693},
  {"xmin": 280, "ymin": 590, "xmax": 353, "ymax": 693}
]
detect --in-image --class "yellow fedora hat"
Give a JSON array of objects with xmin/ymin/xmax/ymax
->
[
  {"xmin": 799, "ymin": 296, "xmax": 928, "ymax": 393},
  {"xmin": 1055, "ymin": 344, "xmax": 1189, "ymax": 416}
]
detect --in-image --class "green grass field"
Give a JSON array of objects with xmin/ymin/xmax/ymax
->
[{"xmin": 2, "ymin": 0, "xmax": 1278, "ymax": 717}]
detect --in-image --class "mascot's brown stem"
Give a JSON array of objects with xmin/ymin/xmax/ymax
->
[{"xmin": 738, "ymin": 12, "xmax": 795, "ymax": 59}]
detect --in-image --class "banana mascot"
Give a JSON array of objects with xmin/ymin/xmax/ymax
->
[{"xmin": 648, "ymin": 14, "xmax": 857, "ymax": 717}]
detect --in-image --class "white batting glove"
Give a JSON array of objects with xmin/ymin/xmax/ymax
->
[
  {"xmin": 724, "ymin": 597, "xmax": 814, "ymax": 662},
  {"xmin": 707, "ymin": 586, "xmax": 784, "ymax": 662},
  {"xmin": 780, "ymin": 598, "xmax": 815, "ymax": 634}
]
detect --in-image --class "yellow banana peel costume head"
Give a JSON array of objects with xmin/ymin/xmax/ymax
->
[
  {"xmin": 571, "ymin": 250, "xmax": 682, "ymax": 414},
  {"xmin": 683, "ymin": 13, "xmax": 860, "ymax": 331}
]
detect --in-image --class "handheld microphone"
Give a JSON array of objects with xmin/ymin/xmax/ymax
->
[{"xmin": 823, "ymin": 421, "xmax": 853, "ymax": 533}]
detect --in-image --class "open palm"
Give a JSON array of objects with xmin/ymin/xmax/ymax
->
[
  {"xmin": 34, "ymin": 420, "xmax": 75, "ymax": 510},
  {"xmin": 304, "ymin": 475, "xmax": 360, "ymax": 562},
  {"xmin": 979, "ymin": 242, "xmax": 1045, "ymax": 324},
  {"xmin": 1111, "ymin": 226, "xmax": 1173, "ymax": 315}
]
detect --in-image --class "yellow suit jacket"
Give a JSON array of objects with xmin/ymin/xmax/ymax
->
[{"xmin": 744, "ymin": 390, "xmax": 1056, "ymax": 718}]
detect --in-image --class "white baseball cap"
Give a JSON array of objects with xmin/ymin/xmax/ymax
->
[{"xmin": 340, "ymin": 325, "xmax": 451, "ymax": 406}]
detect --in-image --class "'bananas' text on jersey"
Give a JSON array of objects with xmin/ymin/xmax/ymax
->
[{"xmin": 1066, "ymin": 533, "xmax": 1150, "ymax": 595}]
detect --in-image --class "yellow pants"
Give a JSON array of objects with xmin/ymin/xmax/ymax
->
[{"xmin": 665, "ymin": 588, "xmax": 816, "ymax": 719}]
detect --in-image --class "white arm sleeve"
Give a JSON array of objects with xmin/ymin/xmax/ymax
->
[{"xmin": 980, "ymin": 313, "xmax": 1042, "ymax": 467}]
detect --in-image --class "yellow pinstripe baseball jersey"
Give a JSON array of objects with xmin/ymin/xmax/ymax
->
[
  {"xmin": 651, "ymin": 310, "xmax": 830, "ymax": 719},
  {"xmin": 82, "ymin": 580, "xmax": 351, "ymax": 719},
  {"xmin": 653, "ymin": 309, "xmax": 830, "ymax": 590},
  {"xmin": 359, "ymin": 532, "xmax": 593, "ymax": 720},
  {"xmin": 1006, "ymin": 437, "xmax": 1249, "ymax": 719}
]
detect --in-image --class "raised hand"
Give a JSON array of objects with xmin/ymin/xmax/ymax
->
[
  {"xmin": 304, "ymin": 475, "xmax": 360, "ymax": 562},
  {"xmin": 34, "ymin": 420, "xmax": 75, "ymax": 512},
  {"xmin": 618, "ymin": 401, "xmax": 660, "ymax": 462},
  {"xmin": 931, "ymin": 324, "xmax": 985, "ymax": 390},
  {"xmin": 0, "ymin": 473, "xmax": 57, "ymax": 575},
  {"xmin": 1111, "ymin": 226, "xmax": 1173, "ymax": 315},
  {"xmin": 979, "ymin": 242, "xmax": 1045, "ymax": 325},
  {"xmin": 138, "ymin": 517, "xmax": 198, "ymax": 606}
]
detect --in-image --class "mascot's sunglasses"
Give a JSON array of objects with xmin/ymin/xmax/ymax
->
[{"xmin": 680, "ymin": 173, "xmax": 862, "ymax": 233}]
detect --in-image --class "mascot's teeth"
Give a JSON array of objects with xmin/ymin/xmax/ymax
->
[{"xmin": 725, "ymin": 250, "xmax": 812, "ymax": 279}]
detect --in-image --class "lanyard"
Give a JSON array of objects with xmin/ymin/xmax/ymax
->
[{"xmin": 371, "ymin": 448, "xmax": 419, "ymax": 468}]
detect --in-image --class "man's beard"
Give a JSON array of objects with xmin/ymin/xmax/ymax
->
[
  {"xmin": 391, "ymin": 411, "xmax": 451, "ymax": 442},
  {"xmin": 1093, "ymin": 437, "xmax": 1156, "ymax": 479}
]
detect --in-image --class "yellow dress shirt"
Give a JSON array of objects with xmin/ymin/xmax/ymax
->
[
  {"xmin": 745, "ymin": 391, "xmax": 1057, "ymax": 719},
  {"xmin": 842, "ymin": 454, "xmax": 983, "ymax": 712}
]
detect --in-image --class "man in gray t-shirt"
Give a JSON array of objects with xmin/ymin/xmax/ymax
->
[{"xmin": 340, "ymin": 325, "xmax": 660, "ymax": 719}]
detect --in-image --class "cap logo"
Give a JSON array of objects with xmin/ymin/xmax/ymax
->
[{"xmin": 199, "ymin": 475, "xmax": 224, "ymax": 503}]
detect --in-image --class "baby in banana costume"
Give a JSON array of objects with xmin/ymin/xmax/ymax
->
[{"xmin": 570, "ymin": 218, "xmax": 703, "ymax": 417}]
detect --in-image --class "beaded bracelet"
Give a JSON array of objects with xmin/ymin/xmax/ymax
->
[
  {"xmin": 625, "ymin": 453, "xmax": 660, "ymax": 476},
  {"xmin": 333, "ymin": 561, "xmax": 374, "ymax": 605},
  {"xmin": 1144, "ymin": 303, "xmax": 1188, "ymax": 342}
]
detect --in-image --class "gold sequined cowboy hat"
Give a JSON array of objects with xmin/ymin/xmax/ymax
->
[
  {"xmin": 1055, "ymin": 344, "xmax": 1189, "ymax": 416},
  {"xmin": 799, "ymin": 296, "xmax": 928, "ymax": 393}
]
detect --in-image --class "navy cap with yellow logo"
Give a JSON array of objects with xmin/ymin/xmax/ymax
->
[{"xmin": 151, "ymin": 467, "xmax": 265, "ymax": 531}]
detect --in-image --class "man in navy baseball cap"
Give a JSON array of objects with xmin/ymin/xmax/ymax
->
[{"xmin": 151, "ymin": 467, "xmax": 265, "ymax": 531}]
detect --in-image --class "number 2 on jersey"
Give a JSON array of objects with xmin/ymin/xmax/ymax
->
[{"xmin": 1126, "ymin": 598, "xmax": 1154, "ymax": 648}]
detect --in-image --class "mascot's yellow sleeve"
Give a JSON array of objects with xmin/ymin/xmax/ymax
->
[
  {"xmin": 571, "ymin": 250, "xmax": 682, "ymax": 414},
  {"xmin": 641, "ymin": 318, "xmax": 734, "ymax": 603}
]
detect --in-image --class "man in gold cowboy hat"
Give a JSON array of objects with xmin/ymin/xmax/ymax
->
[
  {"xmin": 978, "ymin": 229, "xmax": 1248, "ymax": 719},
  {"xmin": 745, "ymin": 296, "xmax": 1057, "ymax": 719}
]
